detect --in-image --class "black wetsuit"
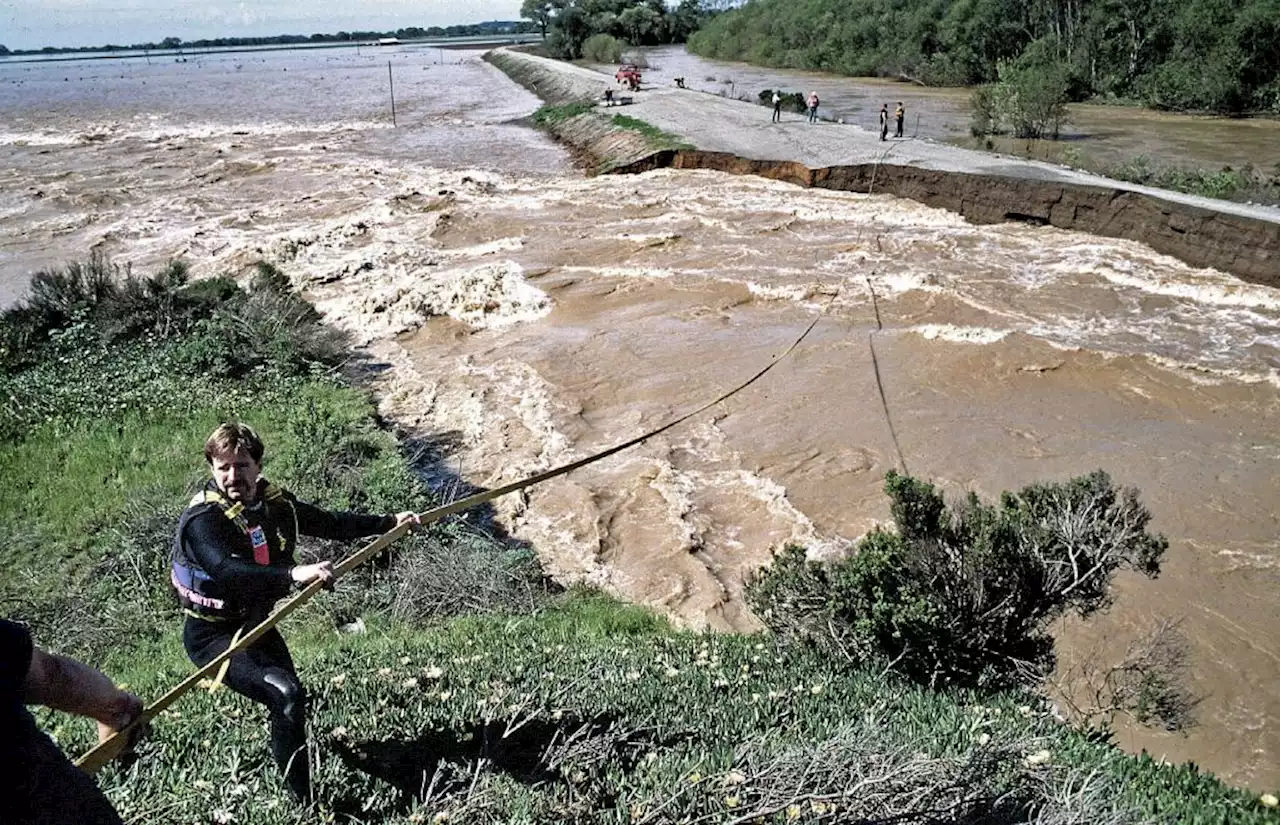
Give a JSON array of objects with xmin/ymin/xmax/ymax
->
[
  {"xmin": 174, "ymin": 481, "xmax": 394, "ymax": 801},
  {"xmin": 1, "ymin": 619, "xmax": 124, "ymax": 825}
]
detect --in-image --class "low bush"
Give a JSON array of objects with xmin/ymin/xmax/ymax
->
[
  {"xmin": 581, "ymin": 33, "xmax": 626, "ymax": 64},
  {"xmin": 747, "ymin": 470, "xmax": 1167, "ymax": 690},
  {"xmin": 758, "ymin": 88, "xmax": 808, "ymax": 113}
]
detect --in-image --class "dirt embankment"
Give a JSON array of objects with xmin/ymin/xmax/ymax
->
[
  {"xmin": 486, "ymin": 51, "xmax": 680, "ymax": 174},
  {"xmin": 487, "ymin": 49, "xmax": 1280, "ymax": 285}
]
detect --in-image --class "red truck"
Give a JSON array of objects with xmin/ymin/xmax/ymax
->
[{"xmin": 615, "ymin": 64, "xmax": 641, "ymax": 92}]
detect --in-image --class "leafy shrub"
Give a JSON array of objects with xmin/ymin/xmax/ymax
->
[
  {"xmin": 172, "ymin": 262, "xmax": 349, "ymax": 378},
  {"xmin": 747, "ymin": 471, "xmax": 1167, "ymax": 690},
  {"xmin": 0, "ymin": 255, "xmax": 219, "ymax": 371},
  {"xmin": 581, "ymin": 32, "xmax": 626, "ymax": 63},
  {"xmin": 758, "ymin": 88, "xmax": 807, "ymax": 113},
  {"xmin": 971, "ymin": 45, "xmax": 1072, "ymax": 139}
]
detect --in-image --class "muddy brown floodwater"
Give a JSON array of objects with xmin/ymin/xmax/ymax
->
[{"xmin": 2, "ymin": 45, "xmax": 1277, "ymax": 793}]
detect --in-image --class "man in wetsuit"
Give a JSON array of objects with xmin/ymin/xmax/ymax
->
[
  {"xmin": 2, "ymin": 617, "xmax": 144, "ymax": 824},
  {"xmin": 879, "ymin": 104, "xmax": 889, "ymax": 141},
  {"xmin": 171, "ymin": 423, "xmax": 419, "ymax": 803},
  {"xmin": 894, "ymin": 102, "xmax": 905, "ymax": 138}
]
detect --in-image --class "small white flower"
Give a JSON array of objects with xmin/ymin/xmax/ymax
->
[
  {"xmin": 212, "ymin": 810, "xmax": 234, "ymax": 824},
  {"xmin": 626, "ymin": 670, "xmax": 641, "ymax": 681},
  {"xmin": 438, "ymin": 690, "xmax": 452, "ymax": 701},
  {"xmin": 723, "ymin": 770, "xmax": 746, "ymax": 786},
  {"xmin": 977, "ymin": 733, "xmax": 991, "ymax": 746},
  {"xmin": 1260, "ymin": 793, "xmax": 1277, "ymax": 808},
  {"xmin": 402, "ymin": 677, "xmax": 420, "ymax": 688},
  {"xmin": 423, "ymin": 665, "xmax": 444, "ymax": 679},
  {"xmin": 810, "ymin": 684, "xmax": 825, "ymax": 695},
  {"xmin": 330, "ymin": 726, "xmax": 349, "ymax": 739},
  {"xmin": 378, "ymin": 667, "xmax": 393, "ymax": 677},
  {"xmin": 400, "ymin": 656, "xmax": 411, "ymax": 665},
  {"xmin": 1025, "ymin": 750, "xmax": 1053, "ymax": 767}
]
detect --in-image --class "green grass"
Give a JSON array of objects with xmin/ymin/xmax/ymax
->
[
  {"xmin": 532, "ymin": 100, "xmax": 596, "ymax": 126},
  {"xmin": 609, "ymin": 114, "xmax": 695, "ymax": 150}
]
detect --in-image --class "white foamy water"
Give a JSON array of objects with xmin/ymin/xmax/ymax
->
[{"xmin": 4, "ymin": 45, "xmax": 1280, "ymax": 791}]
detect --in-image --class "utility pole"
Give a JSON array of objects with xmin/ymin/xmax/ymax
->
[{"xmin": 388, "ymin": 61, "xmax": 396, "ymax": 127}]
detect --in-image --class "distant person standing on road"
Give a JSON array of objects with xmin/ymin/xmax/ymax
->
[
  {"xmin": 879, "ymin": 104, "xmax": 889, "ymax": 141},
  {"xmin": 807, "ymin": 91, "xmax": 820, "ymax": 123},
  {"xmin": 894, "ymin": 102, "xmax": 905, "ymax": 138},
  {"xmin": 772, "ymin": 91, "xmax": 782, "ymax": 123}
]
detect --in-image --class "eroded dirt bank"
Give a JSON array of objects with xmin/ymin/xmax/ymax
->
[{"xmin": 489, "ymin": 49, "xmax": 1279, "ymax": 284}]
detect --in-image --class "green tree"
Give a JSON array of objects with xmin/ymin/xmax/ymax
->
[
  {"xmin": 521, "ymin": 0, "xmax": 555, "ymax": 38},
  {"xmin": 665, "ymin": 0, "xmax": 704, "ymax": 42},
  {"xmin": 618, "ymin": 4, "xmax": 663, "ymax": 45}
]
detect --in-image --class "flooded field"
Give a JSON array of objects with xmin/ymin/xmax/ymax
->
[{"xmin": 2, "ymin": 44, "xmax": 1277, "ymax": 792}]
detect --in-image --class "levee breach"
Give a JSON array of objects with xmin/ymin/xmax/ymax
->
[{"xmin": 487, "ymin": 49, "xmax": 1279, "ymax": 286}]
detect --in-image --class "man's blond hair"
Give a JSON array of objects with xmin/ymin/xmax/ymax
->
[{"xmin": 204, "ymin": 423, "xmax": 265, "ymax": 464}]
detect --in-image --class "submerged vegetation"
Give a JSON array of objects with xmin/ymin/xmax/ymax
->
[
  {"xmin": 1102, "ymin": 157, "xmax": 1280, "ymax": 203},
  {"xmin": 2, "ymin": 256, "xmax": 1276, "ymax": 822}
]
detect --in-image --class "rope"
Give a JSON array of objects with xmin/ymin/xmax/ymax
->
[
  {"xmin": 76, "ymin": 291, "xmax": 839, "ymax": 775},
  {"xmin": 864, "ymin": 274, "xmax": 908, "ymax": 475}
]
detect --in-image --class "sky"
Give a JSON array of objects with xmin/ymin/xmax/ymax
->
[{"xmin": 1, "ymin": 0, "xmax": 526, "ymax": 51}]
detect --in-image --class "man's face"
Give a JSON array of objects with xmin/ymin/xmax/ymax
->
[{"xmin": 210, "ymin": 446, "xmax": 262, "ymax": 503}]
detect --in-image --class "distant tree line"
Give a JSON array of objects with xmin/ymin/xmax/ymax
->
[
  {"xmin": 688, "ymin": 0, "xmax": 1280, "ymax": 114},
  {"xmin": 1, "ymin": 21, "xmax": 538, "ymax": 56},
  {"xmin": 521, "ymin": 0, "xmax": 704, "ymax": 59}
]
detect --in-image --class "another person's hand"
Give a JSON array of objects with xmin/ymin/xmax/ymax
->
[
  {"xmin": 291, "ymin": 561, "xmax": 335, "ymax": 587},
  {"xmin": 394, "ymin": 512, "xmax": 421, "ymax": 531},
  {"xmin": 96, "ymin": 690, "xmax": 146, "ymax": 751}
]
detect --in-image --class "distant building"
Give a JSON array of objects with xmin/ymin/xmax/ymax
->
[{"xmin": 376, "ymin": 37, "xmax": 400, "ymax": 46}]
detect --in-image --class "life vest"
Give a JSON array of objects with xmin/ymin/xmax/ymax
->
[{"xmin": 171, "ymin": 480, "xmax": 299, "ymax": 620}]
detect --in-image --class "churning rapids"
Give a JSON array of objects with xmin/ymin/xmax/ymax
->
[{"xmin": 2, "ymin": 45, "xmax": 1277, "ymax": 791}]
